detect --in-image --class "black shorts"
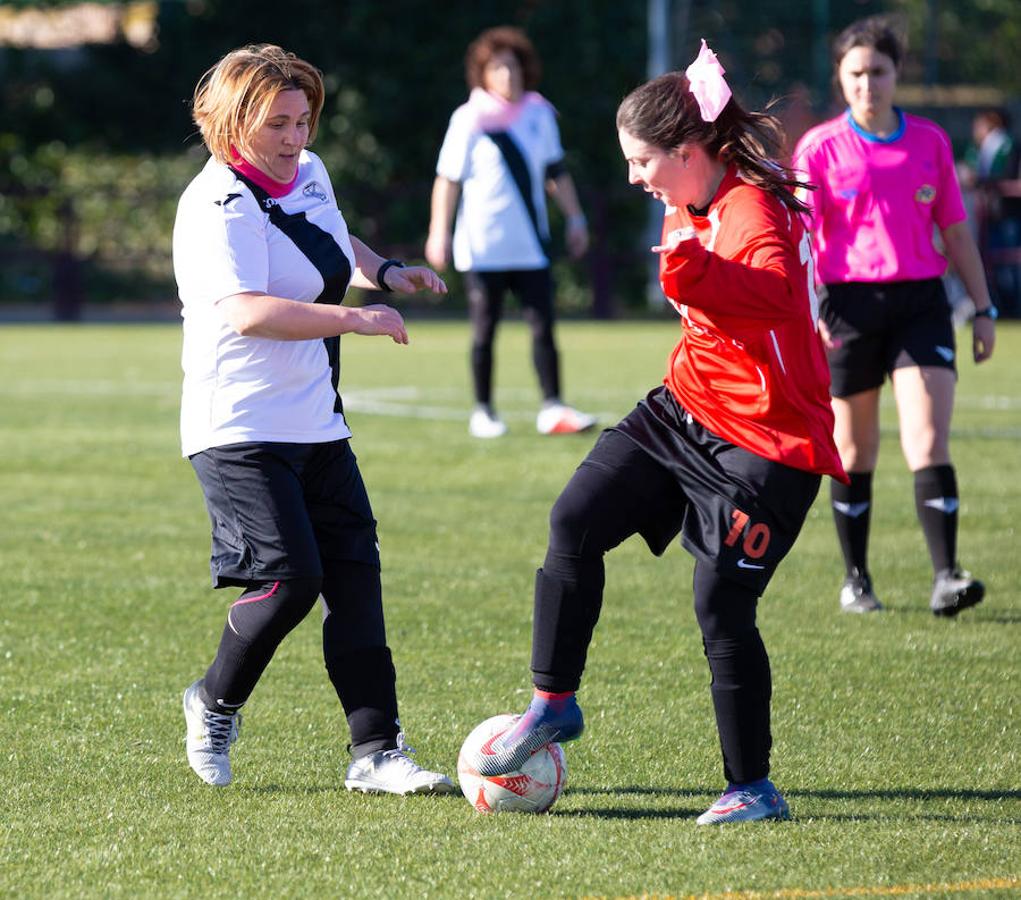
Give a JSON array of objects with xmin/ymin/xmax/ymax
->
[
  {"xmin": 610, "ymin": 386, "xmax": 821, "ymax": 593},
  {"xmin": 821, "ymin": 278, "xmax": 956, "ymax": 398},
  {"xmin": 190, "ymin": 439, "xmax": 379, "ymax": 589}
]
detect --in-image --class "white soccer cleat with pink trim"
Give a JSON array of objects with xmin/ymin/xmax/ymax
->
[{"xmin": 536, "ymin": 403, "xmax": 596, "ymax": 435}]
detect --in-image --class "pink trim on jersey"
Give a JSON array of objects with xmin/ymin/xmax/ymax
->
[
  {"xmin": 793, "ymin": 111, "xmax": 967, "ymax": 284},
  {"xmin": 229, "ymin": 151, "xmax": 299, "ymax": 198}
]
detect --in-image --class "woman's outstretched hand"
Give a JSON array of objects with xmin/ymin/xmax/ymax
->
[
  {"xmin": 350, "ymin": 304, "xmax": 410, "ymax": 344},
  {"xmin": 383, "ymin": 264, "xmax": 448, "ymax": 296}
]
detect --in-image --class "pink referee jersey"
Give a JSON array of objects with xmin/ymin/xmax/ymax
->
[{"xmin": 792, "ymin": 109, "xmax": 967, "ymax": 284}]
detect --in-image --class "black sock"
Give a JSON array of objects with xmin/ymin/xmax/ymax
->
[
  {"xmin": 530, "ymin": 558, "xmax": 605, "ymax": 693},
  {"xmin": 471, "ymin": 343, "xmax": 494, "ymax": 407},
  {"xmin": 831, "ymin": 472, "xmax": 874, "ymax": 576},
  {"xmin": 703, "ymin": 631, "xmax": 772, "ymax": 785},
  {"xmin": 914, "ymin": 464, "xmax": 958, "ymax": 574},
  {"xmin": 532, "ymin": 334, "xmax": 560, "ymax": 401},
  {"xmin": 324, "ymin": 646, "xmax": 400, "ymax": 758}
]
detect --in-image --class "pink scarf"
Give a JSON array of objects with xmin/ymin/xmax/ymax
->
[
  {"xmin": 229, "ymin": 149, "xmax": 299, "ymax": 198},
  {"xmin": 466, "ymin": 88, "xmax": 552, "ymax": 132}
]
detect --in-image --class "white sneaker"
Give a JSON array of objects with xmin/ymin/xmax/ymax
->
[
  {"xmin": 344, "ymin": 734, "xmax": 456, "ymax": 795},
  {"xmin": 469, "ymin": 408, "xmax": 507, "ymax": 439},
  {"xmin": 536, "ymin": 403, "xmax": 596, "ymax": 435},
  {"xmin": 183, "ymin": 679, "xmax": 241, "ymax": 787}
]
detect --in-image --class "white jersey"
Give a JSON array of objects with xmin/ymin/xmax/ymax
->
[
  {"xmin": 173, "ymin": 150, "xmax": 355, "ymax": 457},
  {"xmin": 436, "ymin": 99, "xmax": 564, "ymax": 272}
]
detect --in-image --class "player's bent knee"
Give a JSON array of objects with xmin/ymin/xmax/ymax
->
[{"xmin": 228, "ymin": 575, "xmax": 322, "ymax": 644}]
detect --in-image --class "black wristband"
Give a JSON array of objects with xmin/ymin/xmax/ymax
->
[
  {"xmin": 974, "ymin": 305, "xmax": 998, "ymax": 320},
  {"xmin": 376, "ymin": 259, "xmax": 405, "ymax": 293}
]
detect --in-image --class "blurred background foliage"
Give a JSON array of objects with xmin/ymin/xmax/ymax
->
[{"xmin": 1, "ymin": 0, "xmax": 1019, "ymax": 316}]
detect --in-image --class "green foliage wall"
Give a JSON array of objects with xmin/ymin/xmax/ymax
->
[{"xmin": 1, "ymin": 0, "xmax": 1019, "ymax": 312}]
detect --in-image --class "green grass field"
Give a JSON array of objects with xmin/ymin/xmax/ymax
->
[{"xmin": 1, "ymin": 320, "xmax": 1019, "ymax": 899}]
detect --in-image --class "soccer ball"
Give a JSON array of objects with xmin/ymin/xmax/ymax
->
[{"xmin": 456, "ymin": 713, "xmax": 567, "ymax": 814}]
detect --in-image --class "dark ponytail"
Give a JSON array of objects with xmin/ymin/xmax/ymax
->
[{"xmin": 616, "ymin": 71, "xmax": 812, "ymax": 214}]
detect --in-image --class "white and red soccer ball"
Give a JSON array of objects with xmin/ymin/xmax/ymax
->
[{"xmin": 457, "ymin": 714, "xmax": 567, "ymax": 814}]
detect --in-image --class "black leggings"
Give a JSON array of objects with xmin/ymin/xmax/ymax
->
[
  {"xmin": 202, "ymin": 559, "xmax": 399, "ymax": 757},
  {"xmin": 530, "ymin": 434, "xmax": 773, "ymax": 784},
  {"xmin": 464, "ymin": 268, "xmax": 560, "ymax": 405}
]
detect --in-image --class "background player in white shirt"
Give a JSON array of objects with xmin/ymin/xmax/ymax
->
[
  {"xmin": 426, "ymin": 26, "xmax": 595, "ymax": 438},
  {"xmin": 174, "ymin": 44, "xmax": 454, "ymax": 794}
]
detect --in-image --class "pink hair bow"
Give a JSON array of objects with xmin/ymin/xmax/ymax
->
[{"xmin": 685, "ymin": 39, "xmax": 732, "ymax": 122}]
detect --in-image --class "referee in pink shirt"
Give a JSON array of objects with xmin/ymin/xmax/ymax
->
[{"xmin": 793, "ymin": 16, "xmax": 996, "ymax": 617}]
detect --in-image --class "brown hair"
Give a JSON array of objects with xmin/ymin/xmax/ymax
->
[
  {"xmin": 616, "ymin": 71, "xmax": 811, "ymax": 213},
  {"xmin": 832, "ymin": 15, "xmax": 905, "ymax": 70},
  {"xmin": 192, "ymin": 44, "xmax": 325, "ymax": 164},
  {"xmin": 465, "ymin": 26, "xmax": 541, "ymax": 92}
]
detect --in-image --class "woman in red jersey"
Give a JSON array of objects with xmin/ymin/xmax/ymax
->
[
  {"xmin": 468, "ymin": 42, "xmax": 845, "ymax": 825},
  {"xmin": 793, "ymin": 17, "xmax": 996, "ymax": 617}
]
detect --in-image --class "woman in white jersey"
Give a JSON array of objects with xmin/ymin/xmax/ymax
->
[
  {"xmin": 173, "ymin": 44, "xmax": 455, "ymax": 793},
  {"xmin": 425, "ymin": 26, "xmax": 596, "ymax": 438},
  {"xmin": 793, "ymin": 17, "xmax": 996, "ymax": 617}
]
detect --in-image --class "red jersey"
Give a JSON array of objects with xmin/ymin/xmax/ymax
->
[{"xmin": 658, "ymin": 166, "xmax": 846, "ymax": 481}]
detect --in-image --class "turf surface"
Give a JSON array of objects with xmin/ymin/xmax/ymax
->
[{"xmin": 1, "ymin": 320, "xmax": 1018, "ymax": 898}]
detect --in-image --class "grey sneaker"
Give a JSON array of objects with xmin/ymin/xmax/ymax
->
[
  {"xmin": 839, "ymin": 568, "xmax": 883, "ymax": 613},
  {"xmin": 931, "ymin": 567, "xmax": 985, "ymax": 618},
  {"xmin": 183, "ymin": 679, "xmax": 241, "ymax": 786},
  {"xmin": 344, "ymin": 734, "xmax": 456, "ymax": 795}
]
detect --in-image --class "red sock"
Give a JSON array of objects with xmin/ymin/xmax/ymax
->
[{"xmin": 533, "ymin": 689, "xmax": 574, "ymax": 710}]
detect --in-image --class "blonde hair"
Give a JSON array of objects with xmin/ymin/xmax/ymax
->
[{"xmin": 192, "ymin": 44, "xmax": 325, "ymax": 164}]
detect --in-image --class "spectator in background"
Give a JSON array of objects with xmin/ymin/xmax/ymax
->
[
  {"xmin": 426, "ymin": 26, "xmax": 596, "ymax": 439},
  {"xmin": 793, "ymin": 16, "xmax": 996, "ymax": 618},
  {"xmin": 962, "ymin": 109, "xmax": 1019, "ymax": 183},
  {"xmin": 960, "ymin": 109, "xmax": 1021, "ymax": 316}
]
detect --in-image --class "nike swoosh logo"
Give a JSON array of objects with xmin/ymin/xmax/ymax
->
[
  {"xmin": 924, "ymin": 497, "xmax": 959, "ymax": 514},
  {"xmin": 478, "ymin": 733, "xmax": 503, "ymax": 756},
  {"xmin": 833, "ymin": 501, "xmax": 870, "ymax": 518},
  {"xmin": 214, "ymin": 192, "xmax": 242, "ymax": 207},
  {"xmin": 935, "ymin": 345, "xmax": 955, "ymax": 362},
  {"xmin": 737, "ymin": 559, "xmax": 765, "ymax": 570},
  {"xmin": 711, "ymin": 799, "xmax": 751, "ymax": 815}
]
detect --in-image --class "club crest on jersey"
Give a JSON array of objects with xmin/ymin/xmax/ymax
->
[
  {"xmin": 303, "ymin": 181, "xmax": 328, "ymax": 202},
  {"xmin": 915, "ymin": 184, "xmax": 936, "ymax": 204}
]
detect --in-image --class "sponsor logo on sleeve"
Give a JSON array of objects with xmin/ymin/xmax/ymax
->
[{"xmin": 303, "ymin": 181, "xmax": 328, "ymax": 202}]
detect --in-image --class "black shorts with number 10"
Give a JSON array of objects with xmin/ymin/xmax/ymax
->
[
  {"xmin": 822, "ymin": 277, "xmax": 956, "ymax": 398},
  {"xmin": 611, "ymin": 386, "xmax": 822, "ymax": 595}
]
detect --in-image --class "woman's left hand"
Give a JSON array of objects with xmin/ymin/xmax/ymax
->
[
  {"xmin": 383, "ymin": 265, "xmax": 448, "ymax": 296},
  {"xmin": 973, "ymin": 315, "xmax": 996, "ymax": 363}
]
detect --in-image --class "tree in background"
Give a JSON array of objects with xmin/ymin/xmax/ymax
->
[{"xmin": 1, "ymin": 0, "xmax": 1018, "ymax": 315}]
